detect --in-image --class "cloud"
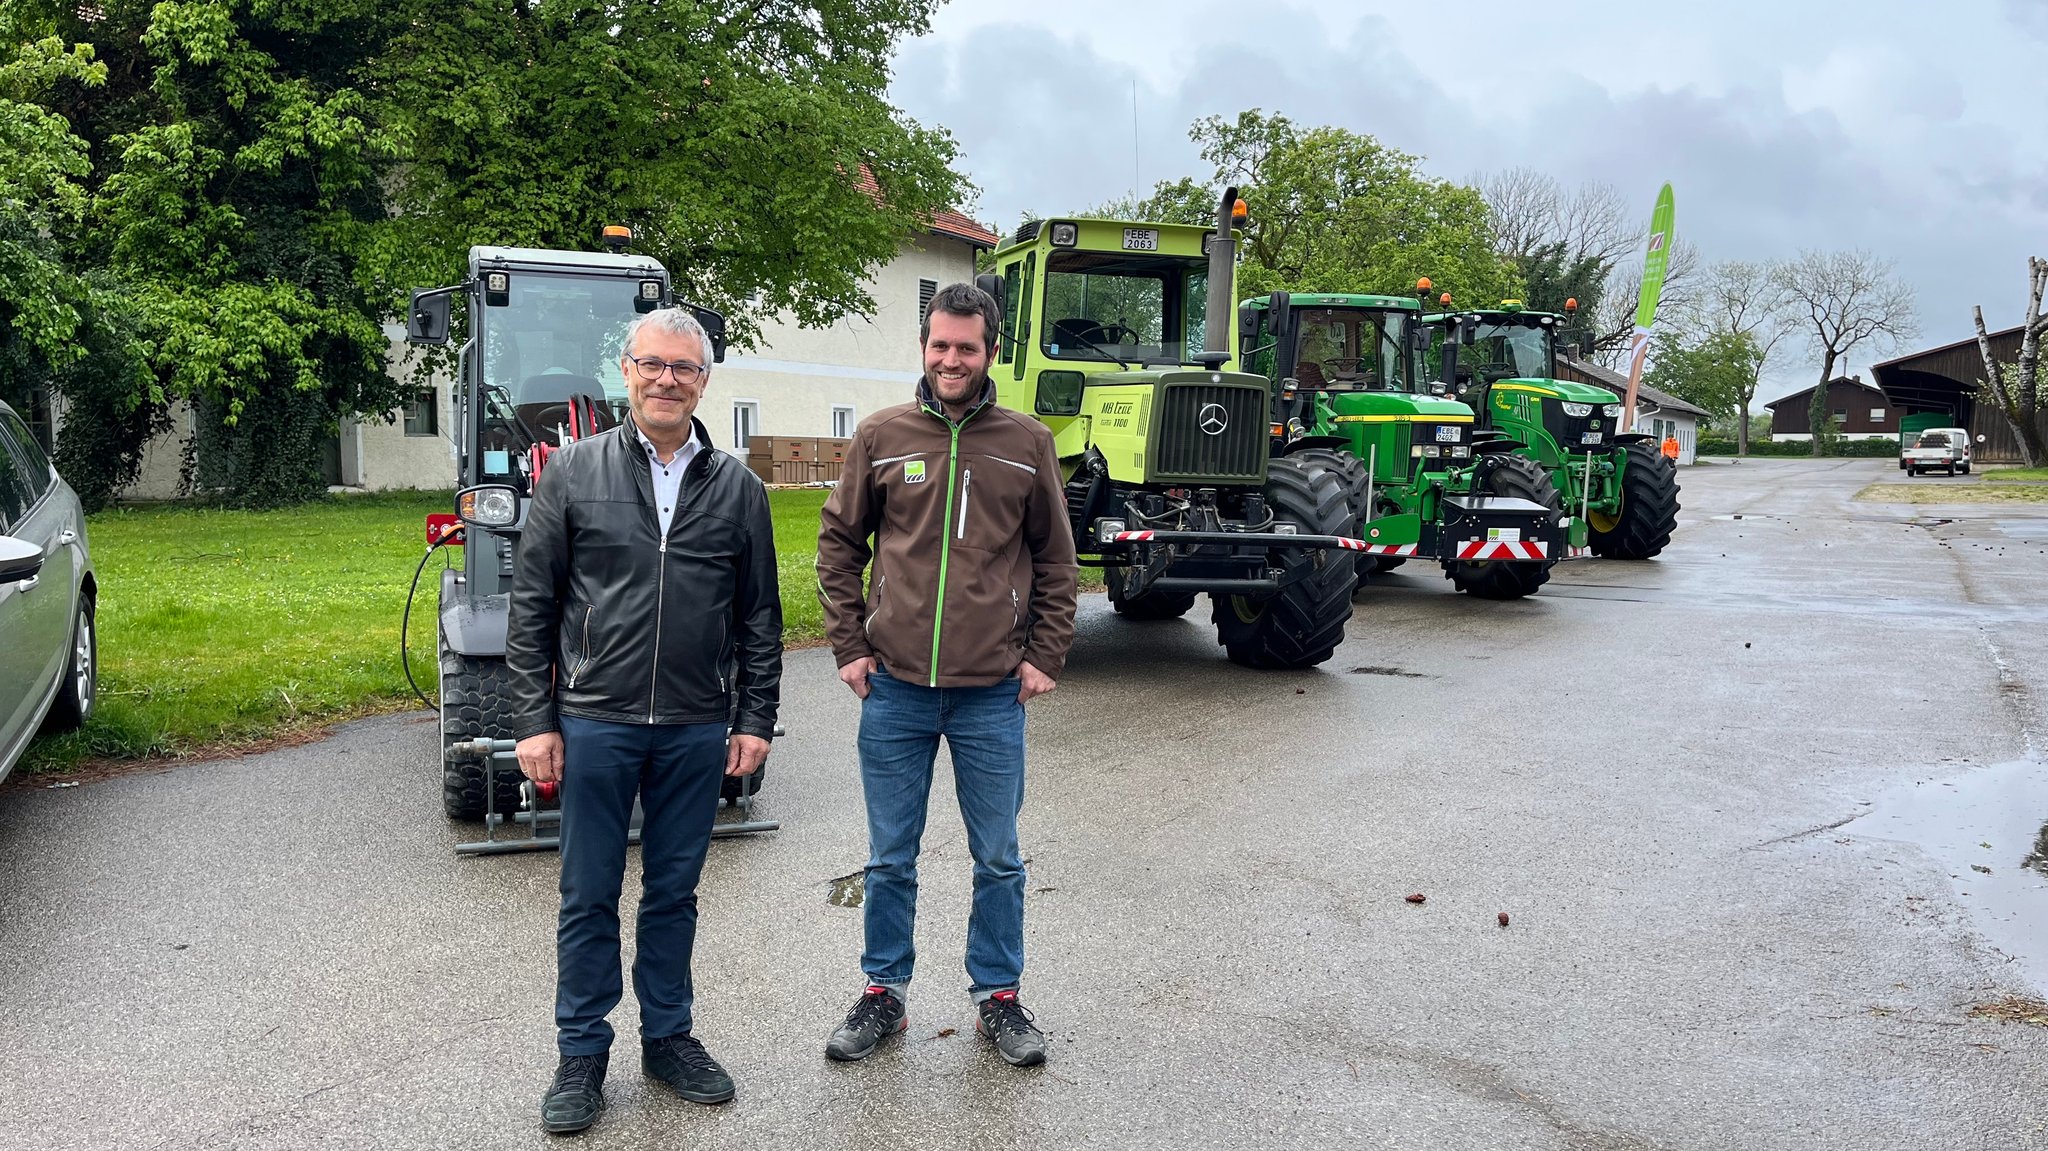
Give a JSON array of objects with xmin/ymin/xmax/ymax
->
[{"xmin": 890, "ymin": 1, "xmax": 2048, "ymax": 382}]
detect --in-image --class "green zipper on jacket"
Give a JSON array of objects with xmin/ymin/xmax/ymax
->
[{"xmin": 922, "ymin": 398, "xmax": 984, "ymax": 687}]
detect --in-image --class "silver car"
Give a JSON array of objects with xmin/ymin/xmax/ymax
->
[{"xmin": 0, "ymin": 401, "xmax": 96, "ymax": 782}]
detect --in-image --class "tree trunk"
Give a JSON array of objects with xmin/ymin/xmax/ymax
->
[
  {"xmin": 1806, "ymin": 351, "xmax": 1838, "ymax": 457},
  {"xmin": 1737, "ymin": 399, "xmax": 1751, "ymax": 455}
]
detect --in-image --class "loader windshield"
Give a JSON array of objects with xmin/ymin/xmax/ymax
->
[
  {"xmin": 478, "ymin": 272, "xmax": 644, "ymax": 447},
  {"xmin": 1040, "ymin": 250, "xmax": 1211, "ymax": 364}
]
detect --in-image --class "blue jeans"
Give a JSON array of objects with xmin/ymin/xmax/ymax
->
[
  {"xmin": 555, "ymin": 715, "xmax": 727, "ymax": 1056},
  {"xmin": 858, "ymin": 664, "xmax": 1028, "ymax": 998}
]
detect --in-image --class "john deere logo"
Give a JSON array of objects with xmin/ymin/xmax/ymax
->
[
  {"xmin": 1198, "ymin": 403, "xmax": 1229, "ymax": 436},
  {"xmin": 903, "ymin": 460, "xmax": 926, "ymax": 484}
]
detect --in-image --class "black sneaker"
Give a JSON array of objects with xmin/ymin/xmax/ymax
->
[
  {"xmin": 825, "ymin": 985, "xmax": 907, "ymax": 1061},
  {"xmin": 975, "ymin": 990, "xmax": 1047, "ymax": 1067},
  {"xmin": 541, "ymin": 1052, "xmax": 608, "ymax": 1134},
  {"xmin": 642, "ymin": 1033, "xmax": 735, "ymax": 1104}
]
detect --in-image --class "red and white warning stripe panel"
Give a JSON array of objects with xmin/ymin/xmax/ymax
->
[
  {"xmin": 1454, "ymin": 539, "xmax": 1550, "ymax": 561},
  {"xmin": 1112, "ymin": 530, "xmax": 1157, "ymax": 542},
  {"xmin": 1332, "ymin": 537, "xmax": 1367, "ymax": 551},
  {"xmin": 1363, "ymin": 543, "xmax": 1417, "ymax": 556}
]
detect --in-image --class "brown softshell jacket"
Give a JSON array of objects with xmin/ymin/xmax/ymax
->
[{"xmin": 816, "ymin": 378, "xmax": 1078, "ymax": 688}]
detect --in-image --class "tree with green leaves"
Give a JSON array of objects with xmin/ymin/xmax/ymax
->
[
  {"xmin": 1185, "ymin": 111, "xmax": 1515, "ymax": 305},
  {"xmin": 1643, "ymin": 328, "xmax": 1760, "ymax": 432},
  {"xmin": 10, "ymin": 0, "xmax": 967, "ymax": 507}
]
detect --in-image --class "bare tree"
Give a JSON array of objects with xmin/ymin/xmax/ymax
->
[
  {"xmin": 1688, "ymin": 260, "xmax": 1797, "ymax": 453},
  {"xmin": 1778, "ymin": 250, "xmax": 1918, "ymax": 456},
  {"xmin": 1480, "ymin": 168, "xmax": 1561, "ymax": 261},
  {"xmin": 1974, "ymin": 256, "xmax": 2048, "ymax": 467}
]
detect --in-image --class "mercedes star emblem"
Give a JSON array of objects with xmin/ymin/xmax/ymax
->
[{"xmin": 1198, "ymin": 403, "xmax": 1229, "ymax": 436}]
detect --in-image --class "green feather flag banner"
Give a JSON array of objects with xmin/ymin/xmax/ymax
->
[{"xmin": 1623, "ymin": 182, "xmax": 1676, "ymax": 423}]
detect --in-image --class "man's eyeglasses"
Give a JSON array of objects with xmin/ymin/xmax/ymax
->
[{"xmin": 625, "ymin": 355, "xmax": 707, "ymax": 385}]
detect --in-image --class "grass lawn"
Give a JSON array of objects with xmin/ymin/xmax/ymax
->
[
  {"xmin": 21, "ymin": 487, "xmax": 838, "ymax": 774},
  {"xmin": 1983, "ymin": 467, "xmax": 2048, "ymax": 482},
  {"xmin": 1856, "ymin": 481, "xmax": 2048, "ymax": 504}
]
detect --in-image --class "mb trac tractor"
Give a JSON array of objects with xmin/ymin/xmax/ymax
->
[
  {"xmin": 1238, "ymin": 291, "xmax": 1564, "ymax": 599},
  {"xmin": 1424, "ymin": 302, "xmax": 1680, "ymax": 560},
  {"xmin": 404, "ymin": 232, "xmax": 741, "ymax": 820},
  {"xmin": 975, "ymin": 189, "xmax": 1367, "ymax": 669}
]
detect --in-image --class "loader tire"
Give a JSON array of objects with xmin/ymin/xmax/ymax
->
[
  {"xmin": 439, "ymin": 648, "xmax": 526, "ymax": 822},
  {"xmin": 1212, "ymin": 455, "xmax": 1357, "ymax": 669},
  {"xmin": 1587, "ymin": 441, "xmax": 1681, "ymax": 560},
  {"xmin": 1449, "ymin": 454, "xmax": 1562, "ymax": 600}
]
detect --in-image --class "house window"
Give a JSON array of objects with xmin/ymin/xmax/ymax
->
[
  {"xmin": 1871, "ymin": 408, "xmax": 1886, "ymax": 420},
  {"xmin": 831, "ymin": 404, "xmax": 854, "ymax": 439},
  {"xmin": 919, "ymin": 278, "xmax": 939, "ymax": 323},
  {"xmin": 402, "ymin": 388, "xmax": 438, "ymax": 436},
  {"xmin": 731, "ymin": 400, "xmax": 760, "ymax": 453},
  {"xmin": 1832, "ymin": 409, "xmax": 1848, "ymax": 424}
]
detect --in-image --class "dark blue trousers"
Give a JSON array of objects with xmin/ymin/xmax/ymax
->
[{"xmin": 555, "ymin": 715, "xmax": 726, "ymax": 1056}]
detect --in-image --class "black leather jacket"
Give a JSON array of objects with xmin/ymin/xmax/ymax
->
[{"xmin": 505, "ymin": 417, "xmax": 781, "ymax": 742}]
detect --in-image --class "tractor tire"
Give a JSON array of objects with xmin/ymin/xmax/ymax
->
[
  {"xmin": 1288, "ymin": 447, "xmax": 1374, "ymax": 588},
  {"xmin": 1211, "ymin": 455, "xmax": 1357, "ymax": 669},
  {"xmin": 1449, "ymin": 455, "xmax": 1562, "ymax": 600},
  {"xmin": 1105, "ymin": 566, "xmax": 1199, "ymax": 620},
  {"xmin": 439, "ymin": 647, "xmax": 526, "ymax": 822},
  {"xmin": 1587, "ymin": 441, "xmax": 1681, "ymax": 560}
]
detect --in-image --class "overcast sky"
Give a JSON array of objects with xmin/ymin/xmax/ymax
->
[{"xmin": 888, "ymin": 0, "xmax": 2048, "ymax": 404}]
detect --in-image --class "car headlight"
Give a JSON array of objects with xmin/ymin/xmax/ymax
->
[
  {"xmin": 1603, "ymin": 404, "xmax": 1623, "ymax": 418},
  {"xmin": 458, "ymin": 484, "xmax": 519, "ymax": 527},
  {"xmin": 1560, "ymin": 402, "xmax": 1594, "ymax": 417}
]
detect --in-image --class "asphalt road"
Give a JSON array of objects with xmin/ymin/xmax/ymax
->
[{"xmin": 3, "ymin": 458, "xmax": 2046, "ymax": 1150}]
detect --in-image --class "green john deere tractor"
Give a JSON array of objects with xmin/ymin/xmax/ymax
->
[
  {"xmin": 1238, "ymin": 291, "xmax": 1565, "ymax": 599},
  {"xmin": 974, "ymin": 189, "xmax": 1368, "ymax": 669},
  {"xmin": 1424, "ymin": 302, "xmax": 1680, "ymax": 560}
]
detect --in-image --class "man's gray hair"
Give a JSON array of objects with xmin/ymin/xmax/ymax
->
[{"xmin": 621, "ymin": 307, "xmax": 714, "ymax": 366}]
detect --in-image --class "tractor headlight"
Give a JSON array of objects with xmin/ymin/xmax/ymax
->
[
  {"xmin": 1274, "ymin": 523, "xmax": 1298, "ymax": 535},
  {"xmin": 1049, "ymin": 222, "xmax": 1079, "ymax": 247},
  {"xmin": 1560, "ymin": 402, "xmax": 1594, "ymax": 417},
  {"xmin": 1096, "ymin": 518, "xmax": 1127, "ymax": 545},
  {"xmin": 458, "ymin": 484, "xmax": 519, "ymax": 527},
  {"xmin": 1450, "ymin": 445, "xmax": 1471, "ymax": 458},
  {"xmin": 1603, "ymin": 404, "xmax": 1624, "ymax": 418}
]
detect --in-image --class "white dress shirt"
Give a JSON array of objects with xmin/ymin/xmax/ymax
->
[{"xmin": 642, "ymin": 426, "xmax": 701, "ymax": 537}]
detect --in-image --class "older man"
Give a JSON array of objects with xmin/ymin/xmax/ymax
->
[{"xmin": 504, "ymin": 307, "xmax": 781, "ymax": 1134}]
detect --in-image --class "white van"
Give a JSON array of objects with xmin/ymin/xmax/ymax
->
[{"xmin": 1901, "ymin": 428, "xmax": 1972, "ymax": 476}]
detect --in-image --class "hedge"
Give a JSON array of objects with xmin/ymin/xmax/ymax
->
[{"xmin": 1697, "ymin": 438, "xmax": 1898, "ymax": 458}]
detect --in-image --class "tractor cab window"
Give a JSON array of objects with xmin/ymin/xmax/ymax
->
[
  {"xmin": 1041, "ymin": 251, "xmax": 1207, "ymax": 365},
  {"xmin": 1464, "ymin": 323, "xmax": 1554, "ymax": 384},
  {"xmin": 1289, "ymin": 309, "xmax": 1410, "ymax": 392},
  {"xmin": 479, "ymin": 272, "xmax": 643, "ymax": 459}
]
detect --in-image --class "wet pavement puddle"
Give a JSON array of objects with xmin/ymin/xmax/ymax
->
[
  {"xmin": 827, "ymin": 871, "xmax": 866, "ymax": 908},
  {"xmin": 1863, "ymin": 759, "xmax": 2048, "ymax": 990}
]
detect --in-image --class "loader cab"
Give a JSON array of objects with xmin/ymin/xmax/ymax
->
[{"xmin": 987, "ymin": 218, "xmax": 1241, "ymax": 464}]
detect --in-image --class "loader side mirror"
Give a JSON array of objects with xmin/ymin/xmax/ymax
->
[
  {"xmin": 686, "ymin": 305, "xmax": 728, "ymax": 363},
  {"xmin": 975, "ymin": 273, "xmax": 1007, "ymax": 318},
  {"xmin": 407, "ymin": 290, "xmax": 452, "ymax": 346}
]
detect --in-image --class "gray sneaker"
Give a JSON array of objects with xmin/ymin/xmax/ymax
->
[
  {"xmin": 826, "ymin": 985, "xmax": 907, "ymax": 1061},
  {"xmin": 975, "ymin": 990, "xmax": 1046, "ymax": 1066}
]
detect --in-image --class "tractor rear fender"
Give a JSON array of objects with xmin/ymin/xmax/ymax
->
[
  {"xmin": 1280, "ymin": 435, "xmax": 1349, "ymax": 456},
  {"xmin": 1471, "ymin": 439, "xmax": 1527, "ymax": 455},
  {"xmin": 1611, "ymin": 433, "xmax": 1656, "ymax": 446},
  {"xmin": 439, "ymin": 572, "xmax": 510, "ymax": 658}
]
